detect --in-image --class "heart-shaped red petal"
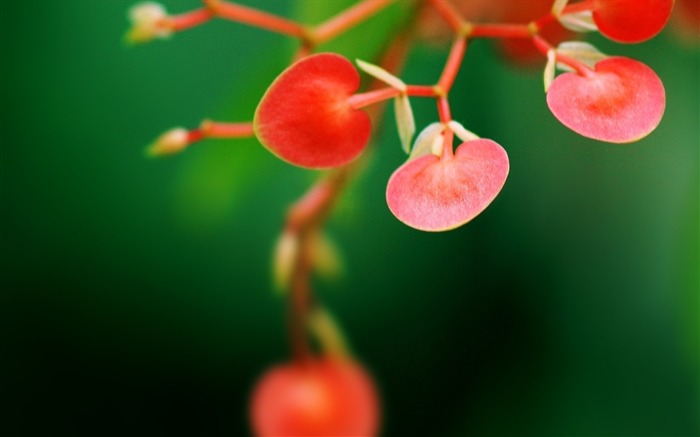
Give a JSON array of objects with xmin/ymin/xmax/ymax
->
[
  {"xmin": 593, "ymin": 0, "xmax": 675, "ymax": 43},
  {"xmin": 546, "ymin": 57, "xmax": 665, "ymax": 143},
  {"xmin": 386, "ymin": 139, "xmax": 509, "ymax": 232},
  {"xmin": 254, "ymin": 53, "xmax": 371, "ymax": 169}
]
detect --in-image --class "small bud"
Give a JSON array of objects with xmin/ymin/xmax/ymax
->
[
  {"xmin": 146, "ymin": 127, "xmax": 189, "ymax": 157},
  {"xmin": 273, "ymin": 231, "xmax": 299, "ymax": 292},
  {"xmin": 126, "ymin": 2, "xmax": 172, "ymax": 44},
  {"xmin": 311, "ymin": 232, "xmax": 344, "ymax": 281},
  {"xmin": 307, "ymin": 306, "xmax": 351, "ymax": 358}
]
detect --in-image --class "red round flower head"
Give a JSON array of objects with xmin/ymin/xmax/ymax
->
[
  {"xmin": 386, "ymin": 139, "xmax": 509, "ymax": 232},
  {"xmin": 249, "ymin": 357, "xmax": 380, "ymax": 437},
  {"xmin": 593, "ymin": 0, "xmax": 675, "ymax": 43},
  {"xmin": 254, "ymin": 53, "xmax": 372, "ymax": 169},
  {"xmin": 546, "ymin": 57, "xmax": 665, "ymax": 143}
]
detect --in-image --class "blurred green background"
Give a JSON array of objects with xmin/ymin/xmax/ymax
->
[{"xmin": 1, "ymin": 1, "xmax": 698, "ymax": 436}]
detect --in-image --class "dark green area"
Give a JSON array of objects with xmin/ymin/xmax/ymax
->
[{"xmin": 1, "ymin": 1, "xmax": 698, "ymax": 436}]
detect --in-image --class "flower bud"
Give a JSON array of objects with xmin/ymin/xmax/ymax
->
[
  {"xmin": 146, "ymin": 127, "xmax": 189, "ymax": 156},
  {"xmin": 127, "ymin": 2, "xmax": 172, "ymax": 44}
]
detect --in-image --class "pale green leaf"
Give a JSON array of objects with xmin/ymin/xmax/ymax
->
[
  {"xmin": 356, "ymin": 58, "xmax": 406, "ymax": 91},
  {"xmin": 394, "ymin": 94, "xmax": 415, "ymax": 153}
]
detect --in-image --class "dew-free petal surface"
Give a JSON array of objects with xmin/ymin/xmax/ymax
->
[
  {"xmin": 593, "ymin": 0, "xmax": 675, "ymax": 43},
  {"xmin": 386, "ymin": 139, "xmax": 509, "ymax": 232},
  {"xmin": 546, "ymin": 57, "xmax": 665, "ymax": 143},
  {"xmin": 255, "ymin": 53, "xmax": 371, "ymax": 169}
]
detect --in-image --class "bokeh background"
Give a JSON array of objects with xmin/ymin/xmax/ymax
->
[{"xmin": 2, "ymin": 1, "xmax": 698, "ymax": 436}]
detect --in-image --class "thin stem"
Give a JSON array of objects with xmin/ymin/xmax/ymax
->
[
  {"xmin": 183, "ymin": 121, "xmax": 254, "ymax": 147},
  {"xmin": 348, "ymin": 87, "xmax": 401, "ymax": 110},
  {"xmin": 406, "ymin": 85, "xmax": 437, "ymax": 97},
  {"xmin": 169, "ymin": 8, "xmax": 213, "ymax": 32},
  {"xmin": 437, "ymin": 36, "xmax": 467, "ymax": 93},
  {"xmin": 469, "ymin": 23, "xmax": 531, "ymax": 39},
  {"xmin": 187, "ymin": 129, "xmax": 205, "ymax": 144},
  {"xmin": 209, "ymin": 0, "xmax": 306, "ymax": 38},
  {"xmin": 533, "ymin": 13, "xmax": 556, "ymax": 31},
  {"xmin": 313, "ymin": 0, "xmax": 394, "ymax": 44},
  {"xmin": 284, "ymin": 171, "xmax": 350, "ymax": 364},
  {"xmin": 201, "ymin": 120, "xmax": 254, "ymax": 138},
  {"xmin": 428, "ymin": 0, "xmax": 465, "ymax": 34},
  {"xmin": 436, "ymin": 97, "xmax": 454, "ymax": 159},
  {"xmin": 289, "ymin": 229, "xmax": 313, "ymax": 363}
]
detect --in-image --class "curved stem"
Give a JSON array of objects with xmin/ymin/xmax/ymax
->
[{"xmin": 531, "ymin": 34, "xmax": 595, "ymax": 78}]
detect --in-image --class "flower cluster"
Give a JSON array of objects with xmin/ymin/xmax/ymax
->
[{"xmin": 126, "ymin": 0, "xmax": 675, "ymax": 435}]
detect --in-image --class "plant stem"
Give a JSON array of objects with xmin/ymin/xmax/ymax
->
[
  {"xmin": 201, "ymin": 121, "xmax": 255, "ymax": 138},
  {"xmin": 469, "ymin": 23, "xmax": 531, "ymax": 39},
  {"xmin": 209, "ymin": 0, "xmax": 306, "ymax": 38},
  {"xmin": 313, "ymin": 0, "xmax": 395, "ymax": 44},
  {"xmin": 169, "ymin": 8, "xmax": 214, "ymax": 32},
  {"xmin": 437, "ymin": 97, "xmax": 454, "ymax": 159},
  {"xmin": 348, "ymin": 87, "xmax": 402, "ymax": 110},
  {"xmin": 531, "ymin": 34, "xmax": 595, "ymax": 78},
  {"xmin": 437, "ymin": 36, "xmax": 467, "ymax": 92}
]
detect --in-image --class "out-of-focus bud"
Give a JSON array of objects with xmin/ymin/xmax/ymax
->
[
  {"xmin": 126, "ymin": 2, "xmax": 172, "ymax": 44},
  {"xmin": 311, "ymin": 232, "xmax": 344, "ymax": 282},
  {"xmin": 146, "ymin": 127, "xmax": 189, "ymax": 157},
  {"xmin": 273, "ymin": 230, "xmax": 299, "ymax": 292}
]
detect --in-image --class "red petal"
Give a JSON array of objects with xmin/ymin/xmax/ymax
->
[
  {"xmin": 593, "ymin": 0, "xmax": 675, "ymax": 43},
  {"xmin": 254, "ymin": 53, "xmax": 371, "ymax": 169}
]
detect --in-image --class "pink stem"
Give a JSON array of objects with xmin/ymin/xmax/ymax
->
[
  {"xmin": 313, "ymin": 0, "xmax": 394, "ymax": 43},
  {"xmin": 531, "ymin": 34, "xmax": 594, "ymax": 78},
  {"xmin": 469, "ymin": 23, "xmax": 531, "ymax": 39},
  {"xmin": 437, "ymin": 36, "xmax": 467, "ymax": 93},
  {"xmin": 428, "ymin": 0, "xmax": 464, "ymax": 34},
  {"xmin": 186, "ymin": 121, "xmax": 255, "ymax": 146},
  {"xmin": 169, "ymin": 8, "xmax": 213, "ymax": 32},
  {"xmin": 213, "ymin": 1, "xmax": 306, "ymax": 37},
  {"xmin": 436, "ymin": 97, "xmax": 454, "ymax": 159},
  {"xmin": 348, "ymin": 87, "xmax": 401, "ymax": 110},
  {"xmin": 187, "ymin": 129, "xmax": 205, "ymax": 144},
  {"xmin": 202, "ymin": 121, "xmax": 255, "ymax": 138},
  {"xmin": 406, "ymin": 85, "xmax": 437, "ymax": 97}
]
